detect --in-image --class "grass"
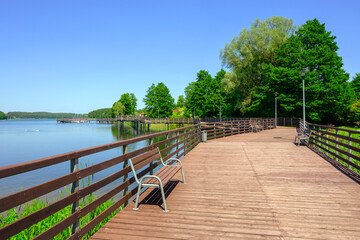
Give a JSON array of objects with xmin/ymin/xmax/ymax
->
[{"xmin": 0, "ymin": 161, "xmax": 123, "ymax": 239}]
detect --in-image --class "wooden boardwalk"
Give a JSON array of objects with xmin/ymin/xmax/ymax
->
[{"xmin": 92, "ymin": 128, "xmax": 360, "ymax": 240}]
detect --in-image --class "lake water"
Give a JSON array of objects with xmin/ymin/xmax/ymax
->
[{"xmin": 0, "ymin": 119, "xmax": 175, "ymax": 200}]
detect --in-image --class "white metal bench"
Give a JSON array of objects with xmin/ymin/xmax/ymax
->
[
  {"xmin": 129, "ymin": 147, "xmax": 186, "ymax": 212},
  {"xmin": 294, "ymin": 130, "xmax": 312, "ymax": 146}
]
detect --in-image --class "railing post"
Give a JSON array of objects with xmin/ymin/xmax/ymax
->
[
  {"xmin": 165, "ymin": 133, "xmax": 169, "ymax": 156},
  {"xmin": 122, "ymin": 144, "xmax": 128, "ymax": 204},
  {"xmin": 335, "ymin": 129, "xmax": 339, "ymax": 161},
  {"xmin": 326, "ymin": 128, "xmax": 329, "ymax": 155},
  {"xmin": 149, "ymin": 138, "xmax": 154, "ymax": 174},
  {"xmin": 318, "ymin": 126, "xmax": 322, "ymax": 151},
  {"xmin": 223, "ymin": 123, "xmax": 225, "ymax": 138},
  {"xmin": 176, "ymin": 131, "xmax": 179, "ymax": 157},
  {"xmin": 348, "ymin": 132, "xmax": 352, "ymax": 170},
  {"xmin": 70, "ymin": 158, "xmax": 79, "ymax": 235}
]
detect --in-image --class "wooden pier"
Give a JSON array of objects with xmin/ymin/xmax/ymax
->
[
  {"xmin": 1, "ymin": 118, "xmax": 359, "ymax": 240},
  {"xmin": 93, "ymin": 128, "xmax": 360, "ymax": 239}
]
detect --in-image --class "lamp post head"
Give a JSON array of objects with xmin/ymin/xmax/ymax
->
[
  {"xmin": 300, "ymin": 68, "xmax": 308, "ymax": 79},
  {"xmin": 275, "ymin": 92, "xmax": 278, "ymax": 97}
]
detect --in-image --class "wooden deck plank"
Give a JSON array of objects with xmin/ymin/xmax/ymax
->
[{"xmin": 92, "ymin": 128, "xmax": 360, "ymax": 239}]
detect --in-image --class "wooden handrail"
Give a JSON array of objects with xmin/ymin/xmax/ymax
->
[
  {"xmin": 0, "ymin": 124, "xmax": 201, "ymax": 239},
  {"xmin": 304, "ymin": 121, "xmax": 360, "ymax": 176},
  {"xmin": 0, "ymin": 118, "xmax": 276, "ymax": 239}
]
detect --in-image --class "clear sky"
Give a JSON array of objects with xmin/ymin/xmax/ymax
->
[{"xmin": 1, "ymin": 0, "xmax": 359, "ymax": 113}]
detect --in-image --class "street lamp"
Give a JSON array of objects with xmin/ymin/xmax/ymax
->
[
  {"xmin": 274, "ymin": 92, "xmax": 278, "ymax": 127},
  {"xmin": 301, "ymin": 68, "xmax": 307, "ymax": 135},
  {"xmin": 220, "ymin": 101, "xmax": 222, "ymax": 122}
]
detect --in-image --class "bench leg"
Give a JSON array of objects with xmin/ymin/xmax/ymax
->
[
  {"xmin": 133, "ymin": 183, "xmax": 142, "ymax": 210},
  {"xmin": 159, "ymin": 182, "xmax": 168, "ymax": 212},
  {"xmin": 181, "ymin": 167, "xmax": 186, "ymax": 184}
]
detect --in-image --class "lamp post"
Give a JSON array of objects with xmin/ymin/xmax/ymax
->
[
  {"xmin": 274, "ymin": 92, "xmax": 278, "ymax": 127},
  {"xmin": 301, "ymin": 68, "xmax": 307, "ymax": 135},
  {"xmin": 220, "ymin": 101, "xmax": 222, "ymax": 122}
]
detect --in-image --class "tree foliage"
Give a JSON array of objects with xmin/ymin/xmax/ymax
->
[
  {"xmin": 185, "ymin": 69, "xmax": 230, "ymax": 118},
  {"xmin": 176, "ymin": 95, "xmax": 185, "ymax": 108},
  {"xmin": 0, "ymin": 111, "xmax": 7, "ymax": 120},
  {"xmin": 143, "ymin": 83, "xmax": 175, "ymax": 118},
  {"xmin": 88, "ymin": 108, "xmax": 111, "ymax": 118},
  {"xmin": 6, "ymin": 112, "xmax": 86, "ymax": 119},
  {"xmin": 220, "ymin": 16, "xmax": 296, "ymax": 113},
  {"xmin": 111, "ymin": 93, "xmax": 137, "ymax": 117},
  {"xmin": 351, "ymin": 73, "xmax": 360, "ymax": 100},
  {"xmin": 111, "ymin": 102, "xmax": 125, "ymax": 118},
  {"xmin": 262, "ymin": 19, "xmax": 352, "ymax": 124}
]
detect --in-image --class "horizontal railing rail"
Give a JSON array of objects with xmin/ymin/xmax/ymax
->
[
  {"xmin": 201, "ymin": 118, "xmax": 275, "ymax": 140},
  {"xmin": 58, "ymin": 116, "xmax": 199, "ymax": 124},
  {"xmin": 277, "ymin": 117, "xmax": 300, "ymax": 127},
  {"xmin": 0, "ymin": 117, "xmax": 276, "ymax": 239},
  {"xmin": 0, "ymin": 124, "xmax": 201, "ymax": 240},
  {"xmin": 300, "ymin": 120, "xmax": 360, "ymax": 175}
]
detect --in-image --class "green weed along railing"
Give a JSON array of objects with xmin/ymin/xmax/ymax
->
[
  {"xmin": 305, "ymin": 121, "xmax": 360, "ymax": 174},
  {"xmin": 0, "ymin": 124, "xmax": 201, "ymax": 239}
]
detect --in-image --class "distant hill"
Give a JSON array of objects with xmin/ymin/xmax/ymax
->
[
  {"xmin": 7, "ymin": 112, "xmax": 87, "ymax": 119},
  {"xmin": 88, "ymin": 108, "xmax": 111, "ymax": 118}
]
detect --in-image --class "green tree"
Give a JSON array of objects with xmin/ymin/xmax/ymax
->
[
  {"xmin": 185, "ymin": 69, "xmax": 230, "ymax": 118},
  {"xmin": 119, "ymin": 93, "xmax": 136, "ymax": 115},
  {"xmin": 111, "ymin": 102, "xmax": 125, "ymax": 118},
  {"xmin": 351, "ymin": 73, "xmax": 360, "ymax": 100},
  {"xmin": 220, "ymin": 16, "xmax": 296, "ymax": 113},
  {"xmin": 350, "ymin": 101, "xmax": 360, "ymax": 124},
  {"xmin": 88, "ymin": 108, "xmax": 111, "ymax": 118},
  {"xmin": 130, "ymin": 93, "xmax": 138, "ymax": 111},
  {"xmin": 143, "ymin": 83, "xmax": 175, "ymax": 118},
  {"xmin": 262, "ymin": 19, "xmax": 352, "ymax": 124},
  {"xmin": 0, "ymin": 111, "xmax": 7, "ymax": 120},
  {"xmin": 176, "ymin": 95, "xmax": 185, "ymax": 108}
]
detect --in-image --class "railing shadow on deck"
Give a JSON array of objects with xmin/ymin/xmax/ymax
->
[{"xmin": 0, "ymin": 117, "xmax": 276, "ymax": 240}]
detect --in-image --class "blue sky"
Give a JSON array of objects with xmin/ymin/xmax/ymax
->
[{"xmin": 1, "ymin": 0, "xmax": 359, "ymax": 113}]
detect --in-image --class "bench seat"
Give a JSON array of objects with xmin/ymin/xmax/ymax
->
[
  {"xmin": 142, "ymin": 165, "xmax": 181, "ymax": 185},
  {"xmin": 129, "ymin": 147, "xmax": 186, "ymax": 212}
]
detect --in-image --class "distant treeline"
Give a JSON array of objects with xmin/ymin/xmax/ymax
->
[
  {"xmin": 87, "ymin": 108, "xmax": 111, "ymax": 118},
  {"xmin": 7, "ymin": 112, "xmax": 87, "ymax": 119}
]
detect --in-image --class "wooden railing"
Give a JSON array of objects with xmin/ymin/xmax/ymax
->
[
  {"xmin": 59, "ymin": 116, "xmax": 199, "ymax": 124},
  {"xmin": 301, "ymin": 120, "xmax": 360, "ymax": 175},
  {"xmin": 0, "ymin": 124, "xmax": 201, "ymax": 239},
  {"xmin": 201, "ymin": 118, "xmax": 275, "ymax": 140},
  {"xmin": 0, "ymin": 118, "xmax": 276, "ymax": 239},
  {"xmin": 276, "ymin": 117, "xmax": 300, "ymax": 127}
]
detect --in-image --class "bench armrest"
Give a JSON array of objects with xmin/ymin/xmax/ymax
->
[
  {"xmin": 139, "ymin": 175, "xmax": 162, "ymax": 184},
  {"xmin": 164, "ymin": 158, "xmax": 183, "ymax": 167}
]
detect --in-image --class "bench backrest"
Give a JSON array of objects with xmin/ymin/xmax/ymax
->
[{"xmin": 129, "ymin": 148, "xmax": 165, "ymax": 184}]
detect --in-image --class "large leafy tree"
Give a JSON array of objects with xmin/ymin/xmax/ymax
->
[
  {"xmin": 351, "ymin": 73, "xmax": 360, "ymax": 100},
  {"xmin": 0, "ymin": 111, "xmax": 7, "ymax": 120},
  {"xmin": 120, "ymin": 93, "xmax": 137, "ymax": 115},
  {"xmin": 263, "ymin": 19, "xmax": 352, "ymax": 124},
  {"xmin": 176, "ymin": 95, "xmax": 185, "ymax": 108},
  {"xmin": 185, "ymin": 69, "xmax": 230, "ymax": 118},
  {"xmin": 143, "ymin": 83, "xmax": 175, "ymax": 118},
  {"xmin": 220, "ymin": 16, "xmax": 296, "ymax": 113},
  {"xmin": 111, "ymin": 93, "xmax": 137, "ymax": 117},
  {"xmin": 111, "ymin": 101, "xmax": 125, "ymax": 118}
]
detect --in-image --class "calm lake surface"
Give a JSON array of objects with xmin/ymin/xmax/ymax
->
[{"xmin": 0, "ymin": 119, "xmax": 175, "ymax": 199}]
